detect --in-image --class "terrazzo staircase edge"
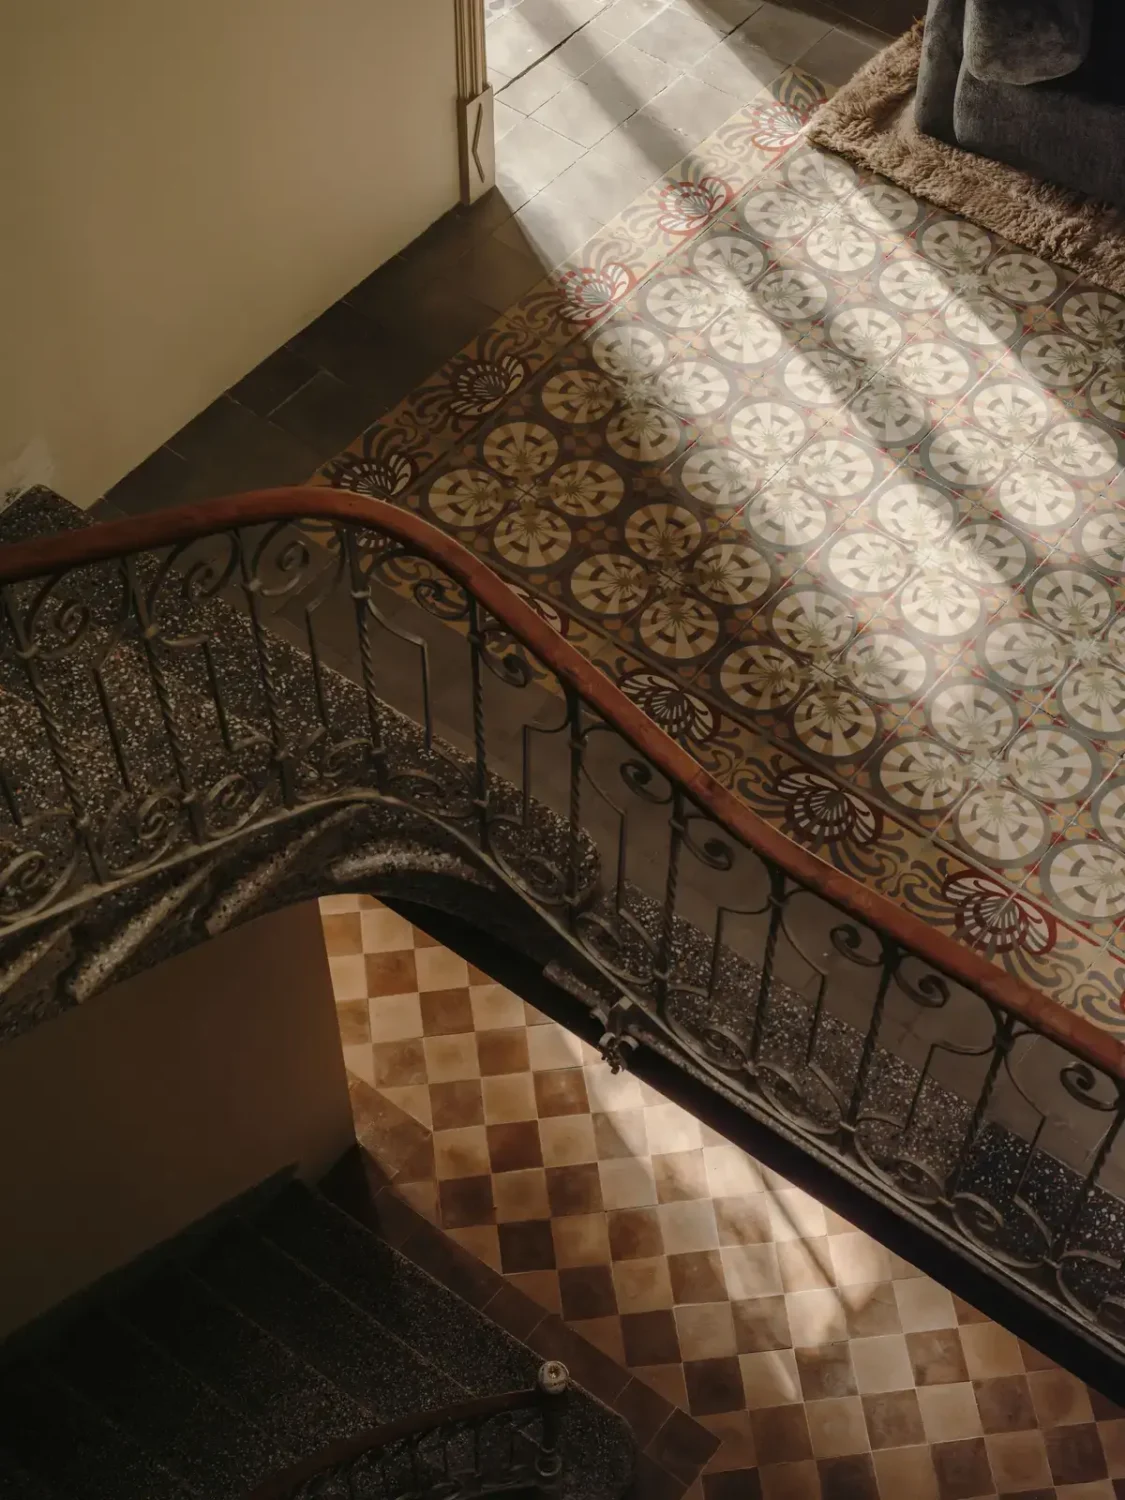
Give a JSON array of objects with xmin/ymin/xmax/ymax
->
[
  {"xmin": 0, "ymin": 487, "xmax": 602, "ymax": 1046},
  {"xmin": 0, "ymin": 1176, "xmax": 636, "ymax": 1500}
]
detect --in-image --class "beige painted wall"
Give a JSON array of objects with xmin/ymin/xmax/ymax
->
[
  {"xmin": 0, "ymin": 0, "xmax": 460, "ymax": 507},
  {"xmin": 0, "ymin": 903, "xmax": 355, "ymax": 1338}
]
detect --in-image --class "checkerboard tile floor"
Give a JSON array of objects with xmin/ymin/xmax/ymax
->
[{"xmin": 323, "ymin": 894, "xmax": 1125, "ymax": 1500}]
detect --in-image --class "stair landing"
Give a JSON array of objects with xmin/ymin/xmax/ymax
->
[{"xmin": 324, "ymin": 894, "xmax": 1125, "ymax": 1500}]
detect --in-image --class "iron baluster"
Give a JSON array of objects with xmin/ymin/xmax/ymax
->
[
  {"xmin": 565, "ymin": 686, "xmax": 583, "ymax": 923},
  {"xmin": 89, "ymin": 662, "xmax": 136, "ymax": 794},
  {"xmin": 200, "ymin": 639, "xmax": 238, "ymax": 753},
  {"xmin": 947, "ymin": 1009, "xmax": 1017, "ymax": 1202},
  {"xmin": 844, "ymin": 940, "xmax": 898, "ymax": 1128},
  {"xmin": 235, "ymin": 530, "xmax": 298, "ymax": 808},
  {"xmin": 343, "ymin": 528, "xmax": 389, "ymax": 788},
  {"xmin": 0, "ymin": 763, "xmax": 23, "ymax": 827},
  {"xmin": 126, "ymin": 554, "xmax": 208, "ymax": 840},
  {"xmin": 534, "ymin": 1361, "xmax": 567, "ymax": 1495},
  {"xmin": 1050, "ymin": 1088, "xmax": 1125, "ymax": 1264},
  {"xmin": 655, "ymin": 788, "xmax": 686, "ymax": 1017},
  {"xmin": 300, "ymin": 600, "xmax": 334, "ymax": 740},
  {"xmin": 466, "ymin": 596, "xmax": 490, "ymax": 849},
  {"xmin": 748, "ymin": 866, "xmax": 787, "ymax": 1064},
  {"xmin": 0, "ymin": 582, "xmax": 109, "ymax": 882}
]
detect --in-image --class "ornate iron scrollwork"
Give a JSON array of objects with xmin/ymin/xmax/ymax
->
[{"xmin": 2, "ymin": 494, "xmax": 1125, "ymax": 1384}]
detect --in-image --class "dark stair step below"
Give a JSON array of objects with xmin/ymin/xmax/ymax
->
[
  {"xmin": 0, "ymin": 1363, "xmax": 198, "ymax": 1500},
  {"xmin": 47, "ymin": 1309, "xmax": 283, "ymax": 1500},
  {"xmin": 0, "ymin": 1449, "xmax": 65, "ymax": 1500},
  {"xmin": 264, "ymin": 1186, "xmax": 634, "ymax": 1500},
  {"xmin": 259, "ymin": 1184, "xmax": 539, "ymax": 1395},
  {"xmin": 192, "ymin": 1216, "xmax": 466, "ymax": 1423},
  {"xmin": 121, "ymin": 1263, "xmax": 367, "ymax": 1458}
]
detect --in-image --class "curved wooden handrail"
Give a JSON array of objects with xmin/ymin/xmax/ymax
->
[
  {"xmin": 1, "ymin": 485, "xmax": 1121, "ymax": 1078},
  {"xmin": 245, "ymin": 1384, "xmax": 540, "ymax": 1500}
]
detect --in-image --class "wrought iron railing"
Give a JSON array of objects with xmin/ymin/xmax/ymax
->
[
  {"xmin": 1, "ymin": 488, "xmax": 1124, "ymax": 1386},
  {"xmin": 246, "ymin": 1360, "xmax": 568, "ymax": 1500}
]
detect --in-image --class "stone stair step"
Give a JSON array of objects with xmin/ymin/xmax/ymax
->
[
  {"xmin": 192, "ymin": 1214, "xmax": 465, "ymax": 1424},
  {"xmin": 47, "ymin": 1308, "xmax": 283, "ymax": 1500},
  {"xmin": 261, "ymin": 1183, "xmax": 539, "ymax": 1395},
  {"xmin": 0, "ymin": 1362, "xmax": 199, "ymax": 1500},
  {"xmin": 120, "ymin": 1262, "xmax": 365, "ymax": 1457}
]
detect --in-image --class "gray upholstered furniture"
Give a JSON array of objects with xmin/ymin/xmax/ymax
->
[{"xmin": 916, "ymin": 0, "xmax": 1125, "ymax": 208}]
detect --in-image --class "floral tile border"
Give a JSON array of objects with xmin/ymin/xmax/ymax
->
[{"xmin": 310, "ymin": 69, "xmax": 1125, "ymax": 1037}]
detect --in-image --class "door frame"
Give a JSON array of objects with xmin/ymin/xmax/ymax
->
[{"xmin": 454, "ymin": 0, "xmax": 495, "ymax": 204}]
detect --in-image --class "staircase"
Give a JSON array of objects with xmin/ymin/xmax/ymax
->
[
  {"xmin": 0, "ymin": 485, "xmax": 1124, "ymax": 1400},
  {"xmin": 0, "ymin": 1179, "xmax": 632, "ymax": 1500}
]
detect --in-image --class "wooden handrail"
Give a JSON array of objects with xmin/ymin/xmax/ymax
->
[
  {"xmin": 245, "ymin": 1385, "xmax": 540, "ymax": 1500},
  {"xmin": 1, "ymin": 485, "xmax": 1121, "ymax": 1078}
]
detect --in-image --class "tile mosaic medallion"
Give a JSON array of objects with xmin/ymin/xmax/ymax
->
[
  {"xmin": 325, "ymin": 895, "xmax": 1125, "ymax": 1500},
  {"xmin": 317, "ymin": 68, "xmax": 1125, "ymax": 1035}
]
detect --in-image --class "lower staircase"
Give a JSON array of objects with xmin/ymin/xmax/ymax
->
[{"xmin": 0, "ymin": 1179, "xmax": 633, "ymax": 1500}]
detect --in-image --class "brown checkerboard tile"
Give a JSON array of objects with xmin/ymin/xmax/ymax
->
[{"xmin": 323, "ymin": 897, "xmax": 1125, "ymax": 1500}]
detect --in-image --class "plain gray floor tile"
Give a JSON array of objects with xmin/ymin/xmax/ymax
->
[
  {"xmin": 548, "ymin": 122, "xmax": 667, "ymax": 221},
  {"xmin": 688, "ymin": 19, "xmax": 786, "ymax": 95},
  {"xmin": 495, "ymin": 116, "xmax": 588, "ymax": 210},
  {"xmin": 673, "ymin": 0, "xmax": 763, "ymax": 33},
  {"xmin": 485, "ymin": 0, "xmax": 584, "ymax": 76},
  {"xmin": 597, "ymin": 0, "xmax": 673, "ymax": 37},
  {"xmin": 532, "ymin": 42, "xmax": 681, "ymax": 146},
  {"xmin": 734, "ymin": 0, "xmax": 834, "ymax": 60},
  {"xmin": 630, "ymin": 3, "xmax": 728, "ymax": 64},
  {"xmin": 492, "ymin": 181, "xmax": 607, "ymax": 266},
  {"xmin": 499, "ymin": 58, "xmax": 573, "ymax": 114},
  {"xmin": 795, "ymin": 26, "xmax": 880, "ymax": 83},
  {"xmin": 494, "ymin": 98, "xmax": 524, "ymax": 141},
  {"xmin": 636, "ymin": 72, "xmax": 742, "ymax": 145}
]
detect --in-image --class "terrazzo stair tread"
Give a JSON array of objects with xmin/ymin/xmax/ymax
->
[
  {"xmin": 259, "ymin": 1184, "xmax": 539, "ymax": 1395},
  {"xmin": 0, "ymin": 1363, "xmax": 200, "ymax": 1500},
  {"xmin": 121, "ymin": 1265, "xmax": 366, "ymax": 1456},
  {"xmin": 0, "ymin": 488, "xmax": 87, "ymax": 545},
  {"xmin": 0, "ymin": 1449, "xmax": 65, "ymax": 1500},
  {"xmin": 191, "ymin": 1217, "xmax": 468, "ymax": 1424},
  {"xmin": 47, "ymin": 1308, "xmax": 285, "ymax": 1500},
  {"xmin": 261, "ymin": 1190, "xmax": 635, "ymax": 1500}
]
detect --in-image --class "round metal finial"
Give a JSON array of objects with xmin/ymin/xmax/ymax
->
[{"xmin": 537, "ymin": 1360, "xmax": 569, "ymax": 1395}]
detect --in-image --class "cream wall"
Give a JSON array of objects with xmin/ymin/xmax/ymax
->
[
  {"xmin": 0, "ymin": 0, "xmax": 460, "ymax": 507},
  {"xmin": 0, "ymin": 903, "xmax": 355, "ymax": 1338}
]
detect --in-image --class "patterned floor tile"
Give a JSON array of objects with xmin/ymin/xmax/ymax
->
[
  {"xmin": 325, "ymin": 899, "xmax": 1125, "ymax": 1499},
  {"xmin": 312, "ymin": 56, "xmax": 1125, "ymax": 1029}
]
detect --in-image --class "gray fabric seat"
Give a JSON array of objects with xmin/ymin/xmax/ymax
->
[{"xmin": 916, "ymin": 0, "xmax": 1125, "ymax": 209}]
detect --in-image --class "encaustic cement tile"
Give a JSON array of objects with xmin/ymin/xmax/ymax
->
[{"xmin": 311, "ymin": 67, "xmax": 1125, "ymax": 1035}]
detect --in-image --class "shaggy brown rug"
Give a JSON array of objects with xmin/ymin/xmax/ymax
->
[{"xmin": 805, "ymin": 21, "xmax": 1125, "ymax": 297}]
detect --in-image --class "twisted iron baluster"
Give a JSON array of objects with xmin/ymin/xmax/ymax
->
[
  {"xmin": 126, "ymin": 555, "xmax": 207, "ymax": 839},
  {"xmin": 565, "ymin": 687, "xmax": 583, "ymax": 927},
  {"xmin": 1050, "ymin": 1090, "xmax": 1125, "ymax": 1265},
  {"xmin": 234, "ymin": 531, "xmax": 297, "ymax": 808},
  {"xmin": 343, "ymin": 529, "xmax": 388, "ymax": 788},
  {"xmin": 844, "ymin": 941, "xmax": 899, "ymax": 1128},
  {"xmin": 655, "ymin": 788, "xmax": 685, "ymax": 1018},
  {"xmin": 748, "ymin": 866, "xmax": 787, "ymax": 1064},
  {"xmin": 466, "ymin": 597, "xmax": 490, "ymax": 849},
  {"xmin": 0, "ymin": 582, "xmax": 108, "ymax": 882},
  {"xmin": 0, "ymin": 763, "xmax": 23, "ymax": 827},
  {"xmin": 90, "ymin": 662, "xmax": 135, "ymax": 794},
  {"xmin": 199, "ymin": 639, "xmax": 237, "ymax": 753},
  {"xmin": 947, "ymin": 1009, "xmax": 1016, "ymax": 1201}
]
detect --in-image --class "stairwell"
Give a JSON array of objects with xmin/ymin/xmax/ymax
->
[
  {"xmin": 0, "ymin": 1178, "xmax": 634, "ymax": 1500},
  {"xmin": 2, "ymin": 482, "xmax": 1125, "ymax": 1500}
]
